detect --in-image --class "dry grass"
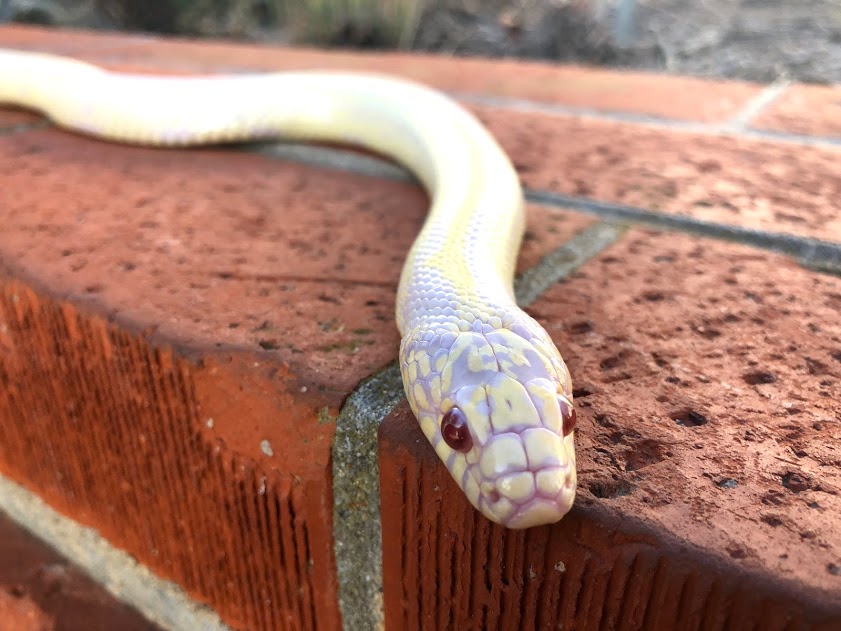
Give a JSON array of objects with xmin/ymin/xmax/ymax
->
[{"xmin": 281, "ymin": 0, "xmax": 427, "ymax": 48}]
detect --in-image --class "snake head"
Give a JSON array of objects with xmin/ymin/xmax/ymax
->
[{"xmin": 400, "ymin": 316, "xmax": 577, "ymax": 529}]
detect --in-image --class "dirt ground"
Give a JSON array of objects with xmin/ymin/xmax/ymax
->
[{"xmin": 2, "ymin": 0, "xmax": 840, "ymax": 84}]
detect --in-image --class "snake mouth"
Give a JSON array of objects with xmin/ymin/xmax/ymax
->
[
  {"xmin": 504, "ymin": 495, "xmax": 575, "ymax": 529},
  {"xmin": 472, "ymin": 459, "xmax": 576, "ymax": 529}
]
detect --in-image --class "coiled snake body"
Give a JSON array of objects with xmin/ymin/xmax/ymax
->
[{"xmin": 0, "ymin": 49, "xmax": 576, "ymax": 529}]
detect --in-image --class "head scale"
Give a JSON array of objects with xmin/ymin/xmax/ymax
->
[{"xmin": 401, "ymin": 314, "xmax": 577, "ymax": 529}]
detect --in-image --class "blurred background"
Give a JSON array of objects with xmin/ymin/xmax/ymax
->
[{"xmin": 0, "ymin": 0, "xmax": 839, "ymax": 84}]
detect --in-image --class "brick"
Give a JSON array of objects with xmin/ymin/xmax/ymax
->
[
  {"xmin": 753, "ymin": 84, "xmax": 841, "ymax": 139},
  {"xmin": 2, "ymin": 28, "xmax": 833, "ymax": 242},
  {"xmin": 471, "ymin": 106, "xmax": 841, "ymax": 241},
  {"xmin": 380, "ymin": 230, "xmax": 841, "ymax": 629},
  {"xmin": 0, "ymin": 25, "xmax": 762, "ymax": 124},
  {"xmin": 0, "ymin": 514, "xmax": 159, "ymax": 630},
  {"xmin": 0, "ymin": 109, "xmax": 41, "ymax": 129},
  {"xmin": 0, "ymin": 24, "xmax": 161, "ymax": 55},
  {"xmin": 0, "ymin": 589, "xmax": 53, "ymax": 631},
  {"xmin": 0, "ymin": 123, "xmax": 589, "ymax": 631}
]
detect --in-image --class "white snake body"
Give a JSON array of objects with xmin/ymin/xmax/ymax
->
[{"xmin": 0, "ymin": 49, "xmax": 576, "ymax": 529}]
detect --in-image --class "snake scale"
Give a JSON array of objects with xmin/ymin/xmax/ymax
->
[{"xmin": 0, "ymin": 48, "xmax": 576, "ymax": 529}]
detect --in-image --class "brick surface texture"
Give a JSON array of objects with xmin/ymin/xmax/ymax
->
[
  {"xmin": 0, "ymin": 514, "xmax": 161, "ymax": 630},
  {"xmin": 0, "ymin": 25, "xmax": 839, "ymax": 631}
]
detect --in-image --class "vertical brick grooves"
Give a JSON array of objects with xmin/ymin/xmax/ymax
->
[
  {"xmin": 676, "ymin": 570, "xmax": 706, "ymax": 631},
  {"xmin": 556, "ymin": 548, "xmax": 588, "ymax": 625},
  {"xmin": 723, "ymin": 592, "xmax": 757, "ymax": 631},
  {"xmin": 235, "ymin": 461, "xmax": 269, "ymax": 631},
  {"xmin": 135, "ymin": 343, "xmax": 189, "ymax": 580},
  {"xmin": 597, "ymin": 547, "xmax": 637, "ymax": 630},
  {"xmin": 0, "ymin": 281, "xmax": 329, "ymax": 631},
  {"xmin": 701, "ymin": 576, "xmax": 730, "ymax": 631},
  {"xmin": 496, "ymin": 527, "xmax": 522, "ymax": 629},
  {"xmin": 417, "ymin": 457, "xmax": 436, "ymax": 629},
  {"xmin": 208, "ymin": 444, "xmax": 250, "ymax": 626},
  {"xmin": 286, "ymin": 485, "xmax": 308, "ymax": 629},
  {"xmin": 458, "ymin": 507, "xmax": 476, "ymax": 626},
  {"xmin": 120, "ymin": 329, "xmax": 170, "ymax": 567},
  {"xmin": 178, "ymin": 382, "xmax": 224, "ymax": 608},
  {"xmin": 292, "ymin": 486, "xmax": 318, "ymax": 631},
  {"xmin": 256, "ymin": 467, "xmax": 280, "ymax": 630},
  {"xmin": 638, "ymin": 555, "xmax": 678, "ymax": 629},
  {"xmin": 476, "ymin": 518, "xmax": 493, "ymax": 629},
  {"xmin": 532, "ymin": 528, "xmax": 560, "ymax": 630},
  {"xmin": 514, "ymin": 531, "xmax": 534, "ymax": 630},
  {"xmin": 613, "ymin": 550, "xmax": 653, "ymax": 631},
  {"xmin": 382, "ymin": 408, "xmax": 838, "ymax": 630},
  {"xmin": 151, "ymin": 343, "xmax": 212, "ymax": 589},
  {"xmin": 433, "ymin": 503, "xmax": 447, "ymax": 630},
  {"xmin": 396, "ymin": 452, "xmax": 416, "ymax": 631},
  {"xmin": 576, "ymin": 556, "xmax": 600, "ymax": 629},
  {"xmin": 264, "ymin": 476, "xmax": 293, "ymax": 629},
  {"xmin": 508, "ymin": 532, "xmax": 527, "ymax": 628},
  {"xmin": 398, "ymin": 463, "xmax": 412, "ymax": 631}
]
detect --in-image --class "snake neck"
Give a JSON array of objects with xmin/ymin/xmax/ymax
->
[{"xmin": 394, "ymin": 165, "xmax": 525, "ymax": 335}]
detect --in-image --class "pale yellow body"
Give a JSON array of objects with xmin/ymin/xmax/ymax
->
[{"xmin": 0, "ymin": 49, "xmax": 576, "ymax": 528}]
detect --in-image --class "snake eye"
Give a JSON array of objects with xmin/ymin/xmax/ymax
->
[
  {"xmin": 441, "ymin": 406, "xmax": 472, "ymax": 452},
  {"xmin": 559, "ymin": 396, "xmax": 576, "ymax": 437}
]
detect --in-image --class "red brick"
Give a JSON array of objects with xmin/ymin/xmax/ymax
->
[
  {"xmin": 380, "ymin": 229, "xmax": 841, "ymax": 628},
  {"xmin": 471, "ymin": 106, "xmax": 841, "ymax": 241},
  {"xmin": 0, "ymin": 109, "xmax": 41, "ymax": 128},
  {"xmin": 0, "ymin": 25, "xmax": 762, "ymax": 124},
  {"xmin": 0, "ymin": 515, "xmax": 159, "ymax": 630},
  {"xmin": 2, "ymin": 28, "xmax": 833, "ymax": 242},
  {"xmin": 753, "ymin": 84, "xmax": 841, "ymax": 139},
  {"xmin": 0, "ymin": 589, "xmax": 53, "ymax": 631},
  {"xmin": 0, "ymin": 124, "xmax": 589, "ymax": 630},
  {"xmin": 0, "ymin": 24, "xmax": 161, "ymax": 55}
]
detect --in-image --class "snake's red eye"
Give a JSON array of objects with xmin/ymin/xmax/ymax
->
[
  {"xmin": 559, "ymin": 397, "xmax": 576, "ymax": 437},
  {"xmin": 441, "ymin": 406, "xmax": 472, "ymax": 452}
]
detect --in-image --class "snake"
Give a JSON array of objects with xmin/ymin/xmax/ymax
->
[{"xmin": 0, "ymin": 48, "xmax": 577, "ymax": 529}]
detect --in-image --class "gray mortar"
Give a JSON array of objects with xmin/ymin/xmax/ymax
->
[
  {"xmin": 331, "ymin": 363, "xmax": 405, "ymax": 631},
  {"xmin": 0, "ymin": 118, "xmax": 50, "ymax": 135},
  {"xmin": 0, "ymin": 474, "xmax": 233, "ymax": 631},
  {"xmin": 524, "ymin": 189, "xmax": 841, "ymax": 276},
  {"xmin": 254, "ymin": 143, "xmax": 412, "ymax": 183}
]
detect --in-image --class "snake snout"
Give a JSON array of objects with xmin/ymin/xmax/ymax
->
[
  {"xmin": 473, "ymin": 427, "xmax": 576, "ymax": 528},
  {"xmin": 476, "ymin": 462, "xmax": 576, "ymax": 529}
]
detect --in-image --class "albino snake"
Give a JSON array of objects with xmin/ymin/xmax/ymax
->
[{"xmin": 0, "ymin": 49, "xmax": 576, "ymax": 529}]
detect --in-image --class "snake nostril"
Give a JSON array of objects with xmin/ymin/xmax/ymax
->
[
  {"xmin": 559, "ymin": 397, "xmax": 577, "ymax": 437},
  {"xmin": 441, "ymin": 406, "xmax": 472, "ymax": 452},
  {"xmin": 488, "ymin": 490, "xmax": 501, "ymax": 503}
]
